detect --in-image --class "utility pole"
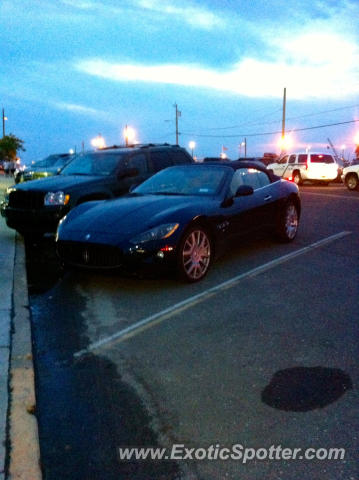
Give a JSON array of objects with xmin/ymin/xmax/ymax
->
[
  {"xmin": 174, "ymin": 103, "xmax": 180, "ymax": 145},
  {"xmin": 244, "ymin": 137, "xmax": 247, "ymax": 158},
  {"xmin": 281, "ymin": 87, "xmax": 286, "ymax": 141},
  {"xmin": 125, "ymin": 124, "xmax": 128, "ymax": 147},
  {"xmin": 327, "ymin": 138, "xmax": 340, "ymax": 162}
]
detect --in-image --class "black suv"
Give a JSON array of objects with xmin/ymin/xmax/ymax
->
[{"xmin": 1, "ymin": 144, "xmax": 193, "ymax": 236}]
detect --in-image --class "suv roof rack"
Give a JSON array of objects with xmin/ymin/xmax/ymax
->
[{"xmin": 95, "ymin": 143, "xmax": 181, "ymax": 151}]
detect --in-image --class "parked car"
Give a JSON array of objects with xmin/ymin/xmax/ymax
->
[
  {"xmin": 202, "ymin": 157, "xmax": 231, "ymax": 162},
  {"xmin": 342, "ymin": 163, "xmax": 359, "ymax": 191},
  {"xmin": 56, "ymin": 161, "xmax": 300, "ymax": 282},
  {"xmin": 14, "ymin": 153, "xmax": 75, "ymax": 183},
  {"xmin": 267, "ymin": 152, "xmax": 339, "ymax": 185},
  {"xmin": 1, "ymin": 144, "xmax": 193, "ymax": 237}
]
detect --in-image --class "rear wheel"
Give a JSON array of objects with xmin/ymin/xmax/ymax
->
[
  {"xmin": 276, "ymin": 201, "xmax": 299, "ymax": 242},
  {"xmin": 177, "ymin": 226, "xmax": 212, "ymax": 282},
  {"xmin": 292, "ymin": 171, "xmax": 302, "ymax": 185},
  {"xmin": 345, "ymin": 173, "xmax": 359, "ymax": 191}
]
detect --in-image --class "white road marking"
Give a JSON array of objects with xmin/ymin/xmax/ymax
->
[
  {"xmin": 74, "ymin": 231, "xmax": 351, "ymax": 358},
  {"xmin": 301, "ymin": 191, "xmax": 359, "ymax": 200}
]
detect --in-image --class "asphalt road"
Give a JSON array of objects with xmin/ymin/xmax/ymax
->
[{"xmin": 26, "ymin": 183, "xmax": 359, "ymax": 480}]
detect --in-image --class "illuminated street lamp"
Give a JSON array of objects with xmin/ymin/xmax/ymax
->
[
  {"xmin": 91, "ymin": 134, "xmax": 106, "ymax": 149},
  {"xmin": 189, "ymin": 140, "xmax": 196, "ymax": 158},
  {"xmin": 278, "ymin": 134, "xmax": 293, "ymax": 153},
  {"xmin": 2, "ymin": 108, "xmax": 8, "ymax": 137},
  {"xmin": 239, "ymin": 141, "xmax": 246, "ymax": 157},
  {"xmin": 123, "ymin": 125, "xmax": 136, "ymax": 146}
]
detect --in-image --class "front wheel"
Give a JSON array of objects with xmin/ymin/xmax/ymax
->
[
  {"xmin": 275, "ymin": 201, "xmax": 299, "ymax": 242},
  {"xmin": 345, "ymin": 173, "xmax": 359, "ymax": 191},
  {"xmin": 177, "ymin": 226, "xmax": 212, "ymax": 282}
]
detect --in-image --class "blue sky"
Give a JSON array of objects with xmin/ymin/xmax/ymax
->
[{"xmin": 1, "ymin": 0, "xmax": 359, "ymax": 163}]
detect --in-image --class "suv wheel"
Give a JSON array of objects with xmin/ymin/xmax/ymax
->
[
  {"xmin": 292, "ymin": 171, "xmax": 302, "ymax": 185},
  {"xmin": 346, "ymin": 173, "xmax": 359, "ymax": 191}
]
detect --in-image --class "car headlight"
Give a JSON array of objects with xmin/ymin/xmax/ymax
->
[
  {"xmin": 130, "ymin": 223, "xmax": 179, "ymax": 245},
  {"xmin": 4, "ymin": 187, "xmax": 15, "ymax": 203},
  {"xmin": 44, "ymin": 191, "xmax": 70, "ymax": 206}
]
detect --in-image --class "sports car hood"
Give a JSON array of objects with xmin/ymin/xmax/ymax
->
[
  {"xmin": 58, "ymin": 194, "xmax": 211, "ymax": 244},
  {"xmin": 12, "ymin": 174, "xmax": 106, "ymax": 192}
]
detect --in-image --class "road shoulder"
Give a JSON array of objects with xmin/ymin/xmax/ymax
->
[{"xmin": 7, "ymin": 234, "xmax": 42, "ymax": 479}]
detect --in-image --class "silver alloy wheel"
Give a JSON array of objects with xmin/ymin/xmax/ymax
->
[
  {"xmin": 181, "ymin": 229, "xmax": 211, "ymax": 281},
  {"xmin": 347, "ymin": 174, "xmax": 358, "ymax": 190},
  {"xmin": 285, "ymin": 204, "xmax": 299, "ymax": 239}
]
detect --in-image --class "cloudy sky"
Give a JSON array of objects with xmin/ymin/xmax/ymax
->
[{"xmin": 1, "ymin": 0, "xmax": 359, "ymax": 162}]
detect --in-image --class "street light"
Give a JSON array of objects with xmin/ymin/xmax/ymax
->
[
  {"xmin": 123, "ymin": 125, "xmax": 136, "ymax": 146},
  {"xmin": 278, "ymin": 134, "xmax": 293, "ymax": 153},
  {"xmin": 2, "ymin": 108, "xmax": 8, "ymax": 137},
  {"xmin": 91, "ymin": 134, "xmax": 106, "ymax": 149},
  {"xmin": 239, "ymin": 141, "xmax": 246, "ymax": 158},
  {"xmin": 189, "ymin": 140, "xmax": 196, "ymax": 158}
]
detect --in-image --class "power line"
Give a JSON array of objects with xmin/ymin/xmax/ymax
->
[
  {"xmin": 183, "ymin": 103, "xmax": 359, "ymax": 133},
  {"xmin": 181, "ymin": 118, "xmax": 359, "ymax": 139}
]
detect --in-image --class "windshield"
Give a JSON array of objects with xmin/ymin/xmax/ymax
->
[
  {"xmin": 134, "ymin": 165, "xmax": 227, "ymax": 196},
  {"xmin": 32, "ymin": 155, "xmax": 69, "ymax": 168},
  {"xmin": 61, "ymin": 152, "xmax": 126, "ymax": 176}
]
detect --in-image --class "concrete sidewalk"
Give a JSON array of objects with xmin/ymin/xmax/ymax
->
[{"xmin": 0, "ymin": 176, "xmax": 41, "ymax": 479}]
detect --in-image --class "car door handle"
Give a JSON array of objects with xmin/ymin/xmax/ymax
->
[{"xmin": 264, "ymin": 195, "xmax": 272, "ymax": 201}]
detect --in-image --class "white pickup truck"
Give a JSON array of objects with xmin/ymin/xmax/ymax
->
[{"xmin": 267, "ymin": 152, "xmax": 339, "ymax": 185}]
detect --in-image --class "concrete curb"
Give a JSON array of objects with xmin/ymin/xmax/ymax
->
[{"xmin": 7, "ymin": 234, "xmax": 42, "ymax": 479}]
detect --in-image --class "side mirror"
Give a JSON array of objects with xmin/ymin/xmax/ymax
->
[
  {"xmin": 235, "ymin": 185, "xmax": 254, "ymax": 197},
  {"xmin": 117, "ymin": 167, "xmax": 139, "ymax": 180}
]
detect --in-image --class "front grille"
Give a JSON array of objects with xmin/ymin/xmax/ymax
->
[
  {"xmin": 9, "ymin": 190, "xmax": 45, "ymax": 209},
  {"xmin": 58, "ymin": 241, "xmax": 123, "ymax": 268}
]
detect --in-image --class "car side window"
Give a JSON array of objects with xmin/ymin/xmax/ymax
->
[
  {"xmin": 289, "ymin": 155, "xmax": 296, "ymax": 164},
  {"xmin": 149, "ymin": 151, "xmax": 173, "ymax": 172},
  {"xmin": 229, "ymin": 169, "xmax": 245, "ymax": 196},
  {"xmin": 230, "ymin": 168, "xmax": 270, "ymax": 195},
  {"xmin": 171, "ymin": 151, "xmax": 192, "ymax": 165},
  {"xmin": 279, "ymin": 155, "xmax": 288, "ymax": 164},
  {"xmin": 298, "ymin": 154, "xmax": 307, "ymax": 164},
  {"xmin": 257, "ymin": 170, "xmax": 271, "ymax": 187},
  {"xmin": 126, "ymin": 153, "xmax": 147, "ymax": 174}
]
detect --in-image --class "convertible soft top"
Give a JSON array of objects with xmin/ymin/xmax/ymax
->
[{"xmin": 194, "ymin": 160, "xmax": 281, "ymax": 183}]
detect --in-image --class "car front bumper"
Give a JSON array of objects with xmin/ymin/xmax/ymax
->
[
  {"xmin": 56, "ymin": 239, "xmax": 178, "ymax": 271},
  {"xmin": 1, "ymin": 205, "xmax": 69, "ymax": 234}
]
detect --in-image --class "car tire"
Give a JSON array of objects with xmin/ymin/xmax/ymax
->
[
  {"xmin": 275, "ymin": 200, "xmax": 299, "ymax": 242},
  {"xmin": 345, "ymin": 173, "xmax": 359, "ymax": 191},
  {"xmin": 292, "ymin": 171, "xmax": 302, "ymax": 185},
  {"xmin": 177, "ymin": 225, "xmax": 212, "ymax": 282}
]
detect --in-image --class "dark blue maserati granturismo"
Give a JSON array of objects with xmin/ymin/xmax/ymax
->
[{"xmin": 56, "ymin": 161, "xmax": 301, "ymax": 282}]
